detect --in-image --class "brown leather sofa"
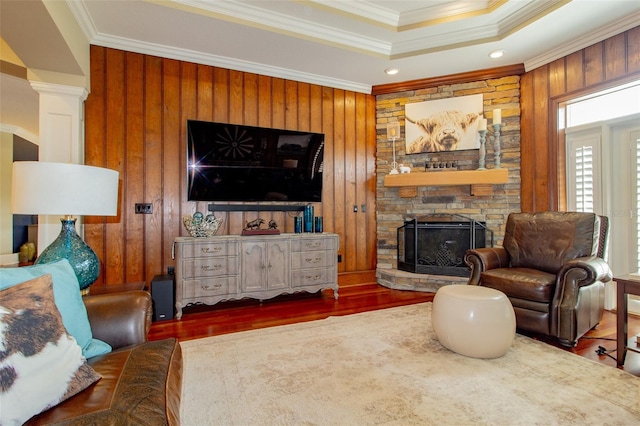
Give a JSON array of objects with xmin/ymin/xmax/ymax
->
[
  {"xmin": 464, "ymin": 211, "xmax": 612, "ymax": 347},
  {"xmin": 27, "ymin": 290, "xmax": 182, "ymax": 425}
]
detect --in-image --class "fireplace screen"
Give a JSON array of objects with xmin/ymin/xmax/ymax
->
[{"xmin": 397, "ymin": 215, "xmax": 493, "ymax": 277}]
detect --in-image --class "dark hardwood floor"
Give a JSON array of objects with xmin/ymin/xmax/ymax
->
[{"xmin": 148, "ymin": 282, "xmax": 640, "ymax": 376}]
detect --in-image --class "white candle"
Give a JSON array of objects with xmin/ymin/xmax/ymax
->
[
  {"xmin": 478, "ymin": 118, "xmax": 487, "ymax": 131},
  {"xmin": 493, "ymin": 109, "xmax": 502, "ymax": 125}
]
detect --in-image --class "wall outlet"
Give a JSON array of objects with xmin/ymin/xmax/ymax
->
[
  {"xmin": 337, "ymin": 254, "xmax": 342, "ymax": 263},
  {"xmin": 135, "ymin": 203, "xmax": 153, "ymax": 214}
]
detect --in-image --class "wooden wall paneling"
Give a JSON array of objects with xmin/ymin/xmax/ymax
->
[
  {"xmin": 548, "ymin": 58, "xmax": 566, "ymax": 98},
  {"xmin": 584, "ymin": 42, "xmax": 604, "ymax": 87},
  {"xmin": 180, "ymin": 62, "xmax": 197, "ymax": 222},
  {"xmin": 519, "ymin": 72, "xmax": 535, "ymax": 212},
  {"xmin": 354, "ymin": 92, "xmax": 368, "ymax": 271},
  {"xmin": 565, "ymin": 50, "xmax": 584, "ymax": 93},
  {"xmin": 271, "ymin": 78, "xmax": 287, "ymax": 231},
  {"xmin": 162, "ymin": 58, "xmax": 182, "ymax": 274},
  {"xmin": 309, "ymin": 84, "xmax": 323, "ymax": 233},
  {"xmin": 86, "ymin": 47, "xmax": 378, "ymax": 285},
  {"xmin": 285, "ymin": 80, "xmax": 298, "ymax": 130},
  {"xmin": 227, "ymin": 70, "xmax": 247, "ymax": 234},
  {"xmin": 365, "ymin": 95, "xmax": 377, "ymax": 270},
  {"xmin": 123, "ymin": 52, "xmax": 145, "ymax": 283},
  {"xmin": 258, "ymin": 75, "xmax": 272, "ymax": 128},
  {"xmin": 628, "ymin": 27, "xmax": 640, "ymax": 73},
  {"xmin": 605, "ymin": 33, "xmax": 627, "ymax": 80},
  {"xmin": 143, "ymin": 56, "xmax": 164, "ymax": 280},
  {"xmin": 105, "ymin": 48, "xmax": 126, "ymax": 284},
  {"xmin": 533, "ymin": 66, "xmax": 552, "ymax": 211},
  {"xmin": 321, "ymin": 87, "xmax": 335, "ymax": 250},
  {"xmin": 518, "ymin": 27, "xmax": 640, "ymax": 215},
  {"xmin": 343, "ymin": 91, "xmax": 357, "ymax": 271},
  {"xmin": 210, "ymin": 68, "xmax": 230, "ymax": 233},
  {"xmin": 333, "ymin": 89, "xmax": 346, "ymax": 272},
  {"xmin": 194, "ymin": 65, "xmax": 214, "ymax": 228},
  {"xmin": 298, "ymin": 82, "xmax": 310, "ymax": 131},
  {"xmin": 271, "ymin": 78, "xmax": 285, "ymax": 129},
  {"xmin": 85, "ymin": 46, "xmax": 107, "ymax": 283}
]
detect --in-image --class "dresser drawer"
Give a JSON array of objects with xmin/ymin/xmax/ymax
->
[
  {"xmin": 291, "ymin": 251, "xmax": 331, "ymax": 269},
  {"xmin": 291, "ymin": 238, "xmax": 329, "ymax": 252},
  {"xmin": 181, "ymin": 256, "xmax": 238, "ymax": 279},
  {"xmin": 181, "ymin": 241, "xmax": 237, "ymax": 259},
  {"xmin": 291, "ymin": 267, "xmax": 334, "ymax": 287},
  {"xmin": 181, "ymin": 276, "xmax": 238, "ymax": 298}
]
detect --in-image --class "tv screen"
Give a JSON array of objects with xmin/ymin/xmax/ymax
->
[{"xmin": 187, "ymin": 120, "xmax": 324, "ymax": 202}]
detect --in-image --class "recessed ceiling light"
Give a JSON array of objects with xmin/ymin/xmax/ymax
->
[
  {"xmin": 385, "ymin": 67, "xmax": 399, "ymax": 75},
  {"xmin": 489, "ymin": 50, "xmax": 505, "ymax": 59}
]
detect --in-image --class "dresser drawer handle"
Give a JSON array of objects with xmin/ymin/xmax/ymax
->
[
  {"xmin": 304, "ymin": 257, "xmax": 322, "ymax": 264},
  {"xmin": 201, "ymin": 246, "xmax": 222, "ymax": 253},
  {"xmin": 304, "ymin": 242, "xmax": 322, "ymax": 249},
  {"xmin": 202, "ymin": 283, "xmax": 222, "ymax": 290},
  {"xmin": 304, "ymin": 274, "xmax": 322, "ymax": 281},
  {"xmin": 202, "ymin": 264, "xmax": 222, "ymax": 271}
]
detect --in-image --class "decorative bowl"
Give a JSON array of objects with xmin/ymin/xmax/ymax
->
[{"xmin": 183, "ymin": 213, "xmax": 222, "ymax": 237}]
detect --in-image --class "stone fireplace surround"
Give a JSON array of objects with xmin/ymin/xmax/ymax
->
[{"xmin": 375, "ymin": 76, "xmax": 522, "ymax": 293}]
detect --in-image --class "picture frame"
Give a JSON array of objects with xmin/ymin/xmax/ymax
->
[{"xmin": 405, "ymin": 94, "xmax": 483, "ymax": 154}]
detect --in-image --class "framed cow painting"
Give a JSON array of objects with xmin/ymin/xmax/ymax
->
[{"xmin": 405, "ymin": 94, "xmax": 483, "ymax": 154}]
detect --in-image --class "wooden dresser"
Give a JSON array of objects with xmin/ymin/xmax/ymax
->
[{"xmin": 173, "ymin": 233, "xmax": 339, "ymax": 318}]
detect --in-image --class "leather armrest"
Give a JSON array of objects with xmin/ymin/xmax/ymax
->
[
  {"xmin": 83, "ymin": 290, "xmax": 153, "ymax": 350},
  {"xmin": 558, "ymin": 256, "xmax": 613, "ymax": 288},
  {"xmin": 464, "ymin": 247, "xmax": 510, "ymax": 285}
]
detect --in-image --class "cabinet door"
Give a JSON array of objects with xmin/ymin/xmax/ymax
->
[
  {"xmin": 242, "ymin": 242, "xmax": 266, "ymax": 292},
  {"xmin": 266, "ymin": 240, "xmax": 289, "ymax": 290}
]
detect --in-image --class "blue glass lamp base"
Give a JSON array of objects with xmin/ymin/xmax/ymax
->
[{"xmin": 35, "ymin": 218, "xmax": 100, "ymax": 291}]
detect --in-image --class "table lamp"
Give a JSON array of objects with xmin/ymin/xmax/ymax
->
[{"xmin": 11, "ymin": 161, "xmax": 119, "ymax": 293}]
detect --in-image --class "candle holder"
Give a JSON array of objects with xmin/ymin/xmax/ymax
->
[
  {"xmin": 387, "ymin": 121, "xmax": 401, "ymax": 175},
  {"xmin": 492, "ymin": 123, "xmax": 502, "ymax": 168},
  {"xmin": 477, "ymin": 130, "xmax": 487, "ymax": 170}
]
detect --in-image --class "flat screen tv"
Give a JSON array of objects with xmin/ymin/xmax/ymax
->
[{"xmin": 187, "ymin": 120, "xmax": 324, "ymax": 202}]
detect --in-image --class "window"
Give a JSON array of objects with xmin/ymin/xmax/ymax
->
[{"xmin": 564, "ymin": 82, "xmax": 640, "ymax": 276}]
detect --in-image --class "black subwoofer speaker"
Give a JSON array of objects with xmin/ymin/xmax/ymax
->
[{"xmin": 151, "ymin": 274, "xmax": 175, "ymax": 321}]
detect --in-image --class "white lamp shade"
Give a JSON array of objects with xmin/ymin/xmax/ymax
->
[{"xmin": 11, "ymin": 161, "xmax": 119, "ymax": 216}]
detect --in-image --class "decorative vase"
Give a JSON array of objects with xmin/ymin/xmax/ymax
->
[{"xmin": 35, "ymin": 218, "xmax": 100, "ymax": 291}]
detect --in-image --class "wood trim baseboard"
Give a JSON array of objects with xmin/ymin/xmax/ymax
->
[{"xmin": 338, "ymin": 270, "xmax": 377, "ymax": 287}]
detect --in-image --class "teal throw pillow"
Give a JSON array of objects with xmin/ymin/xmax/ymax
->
[{"xmin": 0, "ymin": 259, "xmax": 111, "ymax": 358}]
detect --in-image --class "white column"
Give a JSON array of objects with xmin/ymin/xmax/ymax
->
[{"xmin": 29, "ymin": 81, "xmax": 88, "ymax": 254}]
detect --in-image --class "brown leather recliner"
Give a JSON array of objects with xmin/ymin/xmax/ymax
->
[{"xmin": 464, "ymin": 211, "xmax": 612, "ymax": 347}]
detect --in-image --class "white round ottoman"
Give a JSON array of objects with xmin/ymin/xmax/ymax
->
[{"xmin": 432, "ymin": 284, "xmax": 516, "ymax": 359}]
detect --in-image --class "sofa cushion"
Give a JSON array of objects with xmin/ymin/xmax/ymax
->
[
  {"xmin": 0, "ymin": 274, "xmax": 102, "ymax": 425},
  {"xmin": 27, "ymin": 338, "xmax": 183, "ymax": 425},
  {"xmin": 0, "ymin": 259, "xmax": 111, "ymax": 358},
  {"xmin": 503, "ymin": 212, "xmax": 599, "ymax": 274},
  {"xmin": 481, "ymin": 267, "xmax": 556, "ymax": 303}
]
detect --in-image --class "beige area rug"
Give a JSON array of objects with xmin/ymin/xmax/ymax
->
[{"xmin": 180, "ymin": 303, "xmax": 640, "ymax": 425}]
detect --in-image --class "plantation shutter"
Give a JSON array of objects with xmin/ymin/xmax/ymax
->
[{"xmin": 566, "ymin": 130, "xmax": 602, "ymax": 214}]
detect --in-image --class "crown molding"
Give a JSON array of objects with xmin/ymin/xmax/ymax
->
[
  {"xmin": 29, "ymin": 81, "xmax": 89, "ymax": 100},
  {"xmin": 173, "ymin": 0, "xmax": 391, "ymax": 55},
  {"xmin": 524, "ymin": 12, "xmax": 640, "ymax": 72},
  {"xmin": 371, "ymin": 64, "xmax": 525, "ymax": 96},
  {"xmin": 0, "ymin": 123, "xmax": 39, "ymax": 144},
  {"xmin": 91, "ymin": 34, "xmax": 372, "ymax": 94}
]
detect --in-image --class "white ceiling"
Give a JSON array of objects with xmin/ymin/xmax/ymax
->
[
  {"xmin": 1, "ymin": 0, "xmax": 639, "ymax": 139},
  {"xmin": 70, "ymin": 0, "xmax": 640, "ymax": 92}
]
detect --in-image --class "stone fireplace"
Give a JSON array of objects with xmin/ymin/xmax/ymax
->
[
  {"xmin": 374, "ymin": 74, "xmax": 522, "ymax": 293},
  {"xmin": 397, "ymin": 215, "xmax": 493, "ymax": 277}
]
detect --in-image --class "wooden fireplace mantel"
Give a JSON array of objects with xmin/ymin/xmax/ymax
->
[{"xmin": 383, "ymin": 168, "xmax": 508, "ymax": 197}]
